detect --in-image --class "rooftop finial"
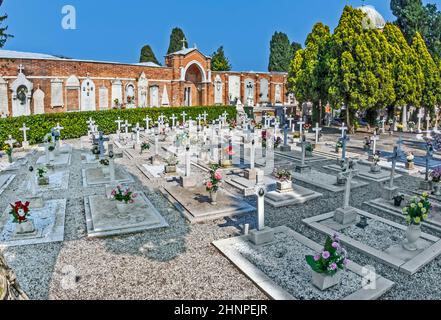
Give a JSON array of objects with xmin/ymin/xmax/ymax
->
[{"xmin": 181, "ymin": 37, "xmax": 187, "ymax": 50}]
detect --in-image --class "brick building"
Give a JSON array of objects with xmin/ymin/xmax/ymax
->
[{"xmin": 0, "ymin": 46, "xmax": 290, "ymax": 118}]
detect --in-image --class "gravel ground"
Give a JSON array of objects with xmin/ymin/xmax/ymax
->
[{"xmin": 1, "ymin": 131, "xmax": 441, "ymax": 300}]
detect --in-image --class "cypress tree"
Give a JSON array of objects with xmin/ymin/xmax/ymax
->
[
  {"xmin": 268, "ymin": 32, "xmax": 293, "ymax": 72},
  {"xmin": 167, "ymin": 27, "xmax": 188, "ymax": 54},
  {"xmin": 139, "ymin": 45, "xmax": 161, "ymax": 65},
  {"xmin": 211, "ymin": 46, "xmax": 232, "ymax": 71},
  {"xmin": 0, "ymin": 2, "xmax": 12, "ymax": 48}
]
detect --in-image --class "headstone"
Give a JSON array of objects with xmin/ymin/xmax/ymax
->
[
  {"xmin": 295, "ymin": 135, "xmax": 311, "ymax": 173},
  {"xmin": 180, "ymin": 146, "xmax": 196, "ymax": 188},
  {"xmin": 19, "ymin": 123, "xmax": 30, "ymax": 148},
  {"xmin": 417, "ymin": 110, "xmax": 423, "ymax": 133},
  {"xmin": 170, "ymin": 114, "xmax": 177, "ymax": 129},
  {"xmin": 280, "ymin": 124, "xmax": 291, "ymax": 152},
  {"xmin": 114, "ymin": 117, "xmax": 123, "ymax": 135},
  {"xmin": 5, "ymin": 135, "xmax": 16, "ymax": 148},
  {"xmin": 144, "ymin": 115, "xmax": 151, "ymax": 132},
  {"xmin": 382, "ymin": 145, "xmax": 401, "ymax": 200},
  {"xmin": 334, "ymin": 158, "xmax": 359, "ymax": 225},
  {"xmin": 244, "ymin": 139, "xmax": 257, "ymax": 180},
  {"xmin": 340, "ymin": 122, "xmax": 348, "ymax": 138},
  {"xmin": 92, "ymin": 132, "xmax": 109, "ymax": 159}
]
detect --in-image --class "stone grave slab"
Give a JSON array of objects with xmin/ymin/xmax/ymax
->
[
  {"xmin": 265, "ymin": 184, "xmax": 322, "ymax": 207},
  {"xmin": 36, "ymin": 152, "xmax": 71, "ymax": 167},
  {"xmin": 213, "ymin": 226, "xmax": 394, "ymax": 300},
  {"xmin": 381, "ymin": 150, "xmax": 441, "ymax": 170},
  {"xmin": 293, "ymin": 170, "xmax": 368, "ymax": 193},
  {"xmin": 84, "ymin": 192, "xmax": 169, "ymax": 238},
  {"xmin": 81, "ymin": 153, "xmax": 100, "ymax": 164},
  {"xmin": 0, "ymin": 199, "xmax": 66, "ymax": 247},
  {"xmin": 23, "ymin": 170, "xmax": 69, "ymax": 192},
  {"xmin": 228, "ymin": 175, "xmax": 277, "ymax": 196},
  {"xmin": 275, "ymin": 150, "xmax": 326, "ymax": 164},
  {"xmin": 323, "ymin": 162, "xmax": 401, "ymax": 183},
  {"xmin": 140, "ymin": 164, "xmax": 184, "ymax": 178},
  {"xmin": 365, "ymin": 197, "xmax": 441, "ymax": 233},
  {"xmin": 163, "ymin": 183, "xmax": 255, "ymax": 223},
  {"xmin": 0, "ymin": 158, "xmax": 28, "ymax": 172},
  {"xmin": 82, "ymin": 167, "xmax": 134, "ymax": 187},
  {"xmin": 0, "ymin": 174, "xmax": 15, "ymax": 196},
  {"xmin": 113, "ymin": 138, "xmax": 135, "ymax": 150},
  {"xmin": 303, "ymin": 209, "xmax": 441, "ymax": 275}
]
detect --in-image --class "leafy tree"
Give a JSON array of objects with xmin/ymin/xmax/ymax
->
[
  {"xmin": 411, "ymin": 32, "xmax": 441, "ymax": 113},
  {"xmin": 167, "ymin": 27, "xmax": 188, "ymax": 54},
  {"xmin": 291, "ymin": 41, "xmax": 302, "ymax": 60},
  {"xmin": 0, "ymin": 2, "xmax": 12, "ymax": 48},
  {"xmin": 268, "ymin": 32, "xmax": 293, "ymax": 72},
  {"xmin": 211, "ymin": 46, "xmax": 232, "ymax": 71},
  {"xmin": 139, "ymin": 45, "xmax": 161, "ymax": 65},
  {"xmin": 391, "ymin": 0, "xmax": 441, "ymax": 57}
]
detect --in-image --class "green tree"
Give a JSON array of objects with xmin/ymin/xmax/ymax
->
[
  {"xmin": 288, "ymin": 23, "xmax": 330, "ymax": 123},
  {"xmin": 139, "ymin": 45, "xmax": 161, "ymax": 65},
  {"xmin": 268, "ymin": 32, "xmax": 293, "ymax": 72},
  {"xmin": 167, "ymin": 27, "xmax": 188, "ymax": 54},
  {"xmin": 211, "ymin": 46, "xmax": 232, "ymax": 71},
  {"xmin": 0, "ymin": 2, "xmax": 12, "ymax": 48},
  {"xmin": 291, "ymin": 41, "xmax": 302, "ymax": 60},
  {"xmin": 411, "ymin": 32, "xmax": 441, "ymax": 113}
]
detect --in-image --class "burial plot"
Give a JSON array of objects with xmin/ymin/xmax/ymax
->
[
  {"xmin": 303, "ymin": 209, "xmax": 441, "ymax": 275},
  {"xmin": 82, "ymin": 166, "xmax": 133, "ymax": 187},
  {"xmin": 0, "ymin": 199, "xmax": 67, "ymax": 247},
  {"xmin": 213, "ymin": 226, "xmax": 394, "ymax": 300},
  {"xmin": 323, "ymin": 160, "xmax": 402, "ymax": 183},
  {"xmin": 84, "ymin": 191, "xmax": 168, "ymax": 238},
  {"xmin": 23, "ymin": 170, "xmax": 69, "ymax": 192},
  {"xmin": 292, "ymin": 170, "xmax": 368, "ymax": 193},
  {"xmin": 264, "ymin": 182, "xmax": 322, "ymax": 208},
  {"xmin": 0, "ymin": 174, "xmax": 15, "ymax": 196},
  {"xmin": 275, "ymin": 149, "xmax": 326, "ymax": 164},
  {"xmin": 365, "ymin": 196, "xmax": 441, "ymax": 233},
  {"xmin": 162, "ymin": 182, "xmax": 255, "ymax": 223}
]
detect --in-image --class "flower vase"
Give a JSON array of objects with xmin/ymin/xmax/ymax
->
[
  {"xmin": 14, "ymin": 220, "xmax": 36, "ymax": 235},
  {"xmin": 210, "ymin": 191, "xmax": 218, "ymax": 205},
  {"xmin": 433, "ymin": 182, "xmax": 441, "ymax": 196},
  {"xmin": 403, "ymin": 224, "xmax": 422, "ymax": 251},
  {"xmin": 393, "ymin": 198, "xmax": 403, "ymax": 207},
  {"xmin": 7, "ymin": 154, "xmax": 13, "ymax": 164},
  {"xmin": 312, "ymin": 271, "xmax": 341, "ymax": 291},
  {"xmin": 370, "ymin": 164, "xmax": 381, "ymax": 174},
  {"xmin": 116, "ymin": 202, "xmax": 130, "ymax": 218},
  {"xmin": 406, "ymin": 162, "xmax": 414, "ymax": 170}
]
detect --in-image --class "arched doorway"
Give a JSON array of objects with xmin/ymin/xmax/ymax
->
[{"xmin": 184, "ymin": 62, "xmax": 205, "ymax": 106}]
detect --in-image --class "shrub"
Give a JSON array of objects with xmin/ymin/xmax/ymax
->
[{"xmin": 0, "ymin": 106, "xmax": 236, "ymax": 145}]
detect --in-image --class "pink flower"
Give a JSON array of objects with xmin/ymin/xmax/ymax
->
[
  {"xmin": 322, "ymin": 251, "xmax": 330, "ymax": 260},
  {"xmin": 129, "ymin": 199, "xmax": 135, "ymax": 204},
  {"xmin": 111, "ymin": 190, "xmax": 116, "ymax": 196},
  {"xmin": 331, "ymin": 242, "xmax": 340, "ymax": 249},
  {"xmin": 329, "ymin": 263, "xmax": 338, "ymax": 270},
  {"xmin": 343, "ymin": 259, "xmax": 349, "ymax": 266},
  {"xmin": 206, "ymin": 181, "xmax": 213, "ymax": 189},
  {"xmin": 313, "ymin": 255, "xmax": 320, "ymax": 262},
  {"xmin": 214, "ymin": 171, "xmax": 222, "ymax": 180}
]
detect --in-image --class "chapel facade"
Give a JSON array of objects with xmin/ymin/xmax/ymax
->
[{"xmin": 0, "ymin": 46, "xmax": 289, "ymax": 118}]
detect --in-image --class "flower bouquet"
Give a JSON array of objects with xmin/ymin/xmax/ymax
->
[
  {"xmin": 3, "ymin": 144, "xmax": 13, "ymax": 163},
  {"xmin": 9, "ymin": 201, "xmax": 35, "ymax": 234},
  {"xmin": 110, "ymin": 186, "xmax": 137, "ymax": 215},
  {"xmin": 401, "ymin": 193, "xmax": 431, "ymax": 250},
  {"xmin": 206, "ymin": 165, "xmax": 222, "ymax": 204},
  {"xmin": 274, "ymin": 137, "xmax": 282, "ymax": 149},
  {"xmin": 304, "ymin": 123, "xmax": 312, "ymax": 132},
  {"xmin": 306, "ymin": 234, "xmax": 348, "ymax": 290},
  {"xmin": 165, "ymin": 155, "xmax": 179, "ymax": 173},
  {"xmin": 140, "ymin": 142, "xmax": 150, "ymax": 154},
  {"xmin": 335, "ymin": 141, "xmax": 343, "ymax": 153},
  {"xmin": 430, "ymin": 166, "xmax": 441, "ymax": 183},
  {"xmin": 273, "ymin": 167, "xmax": 292, "ymax": 192},
  {"xmin": 37, "ymin": 167, "xmax": 49, "ymax": 185}
]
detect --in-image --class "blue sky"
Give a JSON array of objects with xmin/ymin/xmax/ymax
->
[{"xmin": 1, "ymin": 0, "xmax": 440, "ymax": 71}]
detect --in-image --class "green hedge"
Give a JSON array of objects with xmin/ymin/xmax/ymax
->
[{"xmin": 0, "ymin": 106, "xmax": 237, "ymax": 146}]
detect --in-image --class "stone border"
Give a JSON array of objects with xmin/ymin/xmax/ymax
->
[
  {"xmin": 36, "ymin": 152, "xmax": 71, "ymax": 168},
  {"xmin": 0, "ymin": 199, "xmax": 67, "ymax": 248},
  {"xmin": 323, "ymin": 163, "xmax": 402, "ymax": 183},
  {"xmin": 275, "ymin": 151, "xmax": 327, "ymax": 164},
  {"xmin": 365, "ymin": 197, "xmax": 441, "ymax": 233},
  {"xmin": 81, "ymin": 167, "xmax": 135, "ymax": 187},
  {"xmin": 292, "ymin": 170, "xmax": 369, "ymax": 193},
  {"xmin": 0, "ymin": 174, "xmax": 15, "ymax": 196},
  {"xmin": 84, "ymin": 192, "xmax": 169, "ymax": 238},
  {"xmin": 303, "ymin": 209, "xmax": 441, "ymax": 275},
  {"xmin": 264, "ymin": 186, "xmax": 323, "ymax": 208},
  {"xmin": 212, "ymin": 226, "xmax": 394, "ymax": 300}
]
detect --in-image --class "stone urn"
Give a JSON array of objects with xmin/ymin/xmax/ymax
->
[
  {"xmin": 165, "ymin": 165, "xmax": 177, "ymax": 174},
  {"xmin": 210, "ymin": 191, "xmax": 218, "ymax": 205},
  {"xmin": 276, "ymin": 180, "xmax": 293, "ymax": 193},
  {"xmin": 115, "ymin": 201, "xmax": 131, "ymax": 218},
  {"xmin": 7, "ymin": 154, "xmax": 13, "ymax": 164},
  {"xmin": 38, "ymin": 176, "xmax": 49, "ymax": 186},
  {"xmin": 405, "ymin": 161, "xmax": 414, "ymax": 170},
  {"xmin": 403, "ymin": 224, "xmax": 422, "ymax": 251},
  {"xmin": 370, "ymin": 164, "xmax": 381, "ymax": 174},
  {"xmin": 433, "ymin": 181, "xmax": 441, "ymax": 196},
  {"xmin": 312, "ymin": 271, "xmax": 342, "ymax": 291},
  {"xmin": 14, "ymin": 220, "xmax": 35, "ymax": 236}
]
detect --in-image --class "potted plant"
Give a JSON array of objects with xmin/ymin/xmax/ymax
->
[
  {"xmin": 305, "ymin": 234, "xmax": 348, "ymax": 291},
  {"xmin": 406, "ymin": 153, "xmax": 415, "ymax": 170},
  {"xmin": 48, "ymin": 145, "xmax": 56, "ymax": 161},
  {"xmin": 431, "ymin": 166, "xmax": 441, "ymax": 195},
  {"xmin": 110, "ymin": 185, "xmax": 137, "ymax": 217},
  {"xmin": 9, "ymin": 201, "xmax": 35, "ymax": 235},
  {"xmin": 370, "ymin": 154, "xmax": 381, "ymax": 173},
  {"xmin": 401, "ymin": 192, "xmax": 431, "ymax": 251},
  {"xmin": 393, "ymin": 194, "xmax": 405, "ymax": 207},
  {"xmin": 2, "ymin": 144, "xmax": 13, "ymax": 163},
  {"xmin": 140, "ymin": 142, "xmax": 150, "ymax": 154},
  {"xmin": 36, "ymin": 167, "xmax": 49, "ymax": 185},
  {"xmin": 273, "ymin": 168, "xmax": 292, "ymax": 193},
  {"xmin": 165, "ymin": 155, "xmax": 179, "ymax": 173},
  {"xmin": 335, "ymin": 141, "xmax": 343, "ymax": 154},
  {"xmin": 205, "ymin": 164, "xmax": 222, "ymax": 205}
]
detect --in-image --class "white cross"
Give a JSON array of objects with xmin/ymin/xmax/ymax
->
[
  {"xmin": 170, "ymin": 114, "xmax": 178, "ymax": 128},
  {"xmin": 297, "ymin": 120, "xmax": 305, "ymax": 136},
  {"xmin": 54, "ymin": 123, "xmax": 64, "ymax": 135},
  {"xmin": 122, "ymin": 120, "xmax": 132, "ymax": 134},
  {"xmin": 202, "ymin": 111, "xmax": 208, "ymax": 122},
  {"xmin": 370, "ymin": 133, "xmax": 379, "ymax": 155},
  {"xmin": 197, "ymin": 114, "xmax": 204, "ymax": 127},
  {"xmin": 283, "ymin": 106, "xmax": 288, "ymax": 114},
  {"xmin": 5, "ymin": 135, "xmax": 16, "ymax": 148},
  {"xmin": 312, "ymin": 123, "xmax": 322, "ymax": 144},
  {"xmin": 114, "ymin": 117, "xmax": 123, "ymax": 131},
  {"xmin": 340, "ymin": 123, "xmax": 348, "ymax": 138},
  {"xmin": 19, "ymin": 123, "xmax": 30, "ymax": 142},
  {"xmin": 18, "ymin": 64, "xmax": 24, "ymax": 74},
  {"xmin": 417, "ymin": 110, "xmax": 424, "ymax": 133},
  {"xmin": 181, "ymin": 111, "xmax": 187, "ymax": 124},
  {"xmin": 144, "ymin": 115, "xmax": 151, "ymax": 131}
]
